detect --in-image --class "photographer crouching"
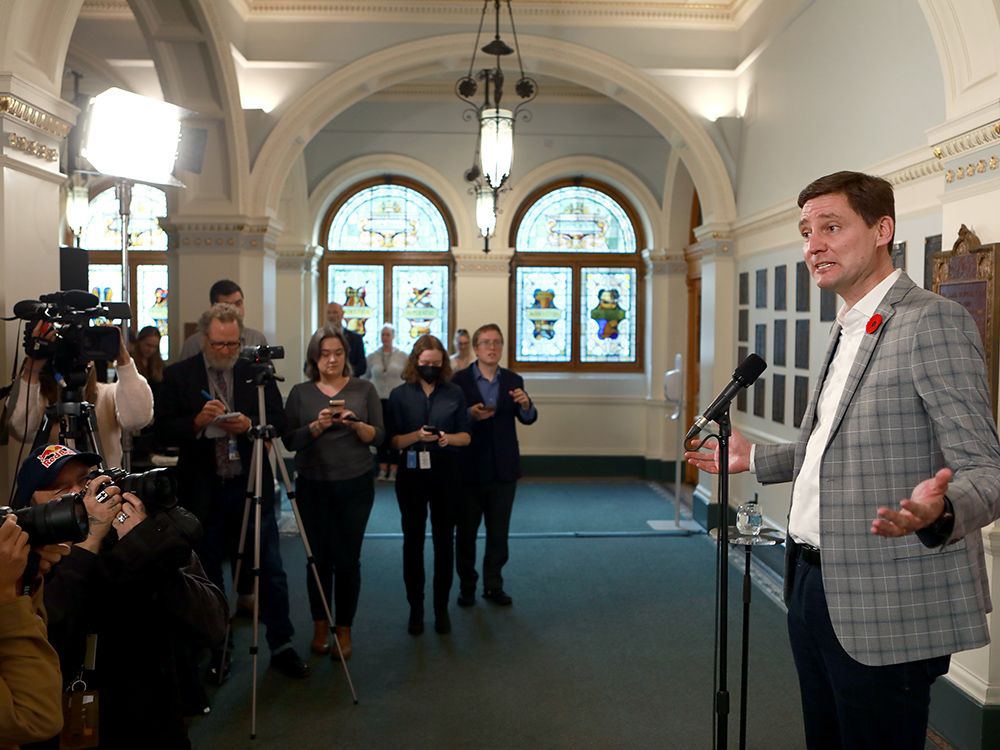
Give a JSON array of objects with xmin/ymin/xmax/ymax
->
[{"xmin": 13, "ymin": 445, "xmax": 226, "ymax": 750}]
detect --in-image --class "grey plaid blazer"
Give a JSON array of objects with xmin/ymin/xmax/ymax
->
[{"xmin": 756, "ymin": 273, "xmax": 1000, "ymax": 666}]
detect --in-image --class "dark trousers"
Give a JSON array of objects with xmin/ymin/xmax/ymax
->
[
  {"xmin": 395, "ymin": 455, "xmax": 460, "ymax": 611},
  {"xmin": 197, "ymin": 477, "xmax": 294, "ymax": 651},
  {"xmin": 375, "ymin": 399, "xmax": 398, "ymax": 468},
  {"xmin": 296, "ymin": 473, "xmax": 375, "ymax": 626},
  {"xmin": 786, "ymin": 553, "xmax": 950, "ymax": 750},
  {"xmin": 456, "ymin": 479, "xmax": 517, "ymax": 592}
]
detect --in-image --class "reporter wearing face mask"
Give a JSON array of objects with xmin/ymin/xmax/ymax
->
[{"xmin": 386, "ymin": 335, "xmax": 471, "ymax": 637}]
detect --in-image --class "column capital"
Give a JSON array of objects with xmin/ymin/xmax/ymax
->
[
  {"xmin": 160, "ymin": 216, "xmax": 283, "ymax": 254},
  {"xmin": 643, "ymin": 247, "xmax": 687, "ymax": 275}
]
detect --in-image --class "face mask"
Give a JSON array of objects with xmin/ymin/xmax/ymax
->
[{"xmin": 417, "ymin": 365, "xmax": 442, "ymax": 383}]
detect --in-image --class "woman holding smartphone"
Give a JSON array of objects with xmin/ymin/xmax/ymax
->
[
  {"xmin": 283, "ymin": 326, "xmax": 384, "ymax": 660},
  {"xmin": 386, "ymin": 334, "xmax": 471, "ymax": 636}
]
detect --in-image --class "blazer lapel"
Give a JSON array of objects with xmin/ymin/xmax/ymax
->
[{"xmin": 824, "ymin": 273, "xmax": 914, "ymax": 448}]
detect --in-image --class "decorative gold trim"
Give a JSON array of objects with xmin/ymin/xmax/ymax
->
[
  {"xmin": 0, "ymin": 96, "xmax": 72, "ymax": 138},
  {"xmin": 5, "ymin": 131, "xmax": 59, "ymax": 162},
  {"xmin": 931, "ymin": 119, "xmax": 1000, "ymax": 161},
  {"xmin": 882, "ymin": 157, "xmax": 943, "ymax": 187}
]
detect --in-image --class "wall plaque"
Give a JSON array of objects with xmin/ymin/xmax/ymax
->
[
  {"xmin": 774, "ymin": 319, "xmax": 787, "ymax": 366},
  {"xmin": 891, "ymin": 240, "xmax": 907, "ymax": 271},
  {"xmin": 933, "ymin": 226, "xmax": 999, "ymax": 414},
  {"xmin": 755, "ymin": 323, "xmax": 766, "ymax": 360},
  {"xmin": 738, "ymin": 309, "xmax": 748, "ymax": 342},
  {"xmin": 795, "ymin": 320, "xmax": 810, "ymax": 369},
  {"xmin": 739, "ymin": 272, "xmax": 749, "ymax": 305},
  {"xmin": 774, "ymin": 264, "xmax": 787, "ymax": 311},
  {"xmin": 756, "ymin": 269, "xmax": 767, "ymax": 309},
  {"xmin": 772, "ymin": 373, "xmax": 786, "ymax": 424},
  {"xmin": 923, "ymin": 234, "xmax": 942, "ymax": 291},
  {"xmin": 820, "ymin": 288, "xmax": 837, "ymax": 322},
  {"xmin": 737, "ymin": 345, "xmax": 748, "ymax": 412},
  {"xmin": 753, "ymin": 379, "xmax": 765, "ymax": 417},
  {"xmin": 796, "ymin": 261, "xmax": 810, "ymax": 311},
  {"xmin": 793, "ymin": 376, "xmax": 809, "ymax": 428}
]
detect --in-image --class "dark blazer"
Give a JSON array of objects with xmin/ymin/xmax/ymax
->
[
  {"xmin": 344, "ymin": 328, "xmax": 367, "ymax": 377},
  {"xmin": 451, "ymin": 364, "xmax": 537, "ymax": 484},
  {"xmin": 154, "ymin": 353, "xmax": 287, "ymax": 522}
]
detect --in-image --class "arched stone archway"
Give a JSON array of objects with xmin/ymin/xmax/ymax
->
[{"xmin": 250, "ymin": 34, "xmax": 738, "ymax": 232}]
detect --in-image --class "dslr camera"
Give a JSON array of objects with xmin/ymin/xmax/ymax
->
[
  {"xmin": 240, "ymin": 344, "xmax": 284, "ymax": 384},
  {"xmin": 86, "ymin": 467, "xmax": 178, "ymax": 515},
  {"xmin": 13, "ymin": 290, "xmax": 131, "ymax": 387},
  {"xmin": 0, "ymin": 494, "xmax": 88, "ymax": 546}
]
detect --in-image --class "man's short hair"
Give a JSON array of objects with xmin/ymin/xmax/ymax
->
[
  {"xmin": 304, "ymin": 326, "xmax": 352, "ymax": 381},
  {"xmin": 797, "ymin": 171, "xmax": 895, "ymax": 250},
  {"xmin": 472, "ymin": 324, "xmax": 504, "ymax": 348},
  {"xmin": 209, "ymin": 280, "xmax": 243, "ymax": 304},
  {"xmin": 198, "ymin": 303, "xmax": 245, "ymax": 335}
]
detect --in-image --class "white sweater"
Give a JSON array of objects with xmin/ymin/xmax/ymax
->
[{"xmin": 8, "ymin": 360, "xmax": 154, "ymax": 468}]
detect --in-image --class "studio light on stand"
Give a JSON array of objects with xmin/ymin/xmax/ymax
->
[
  {"xmin": 456, "ymin": 0, "xmax": 537, "ymax": 253},
  {"xmin": 78, "ymin": 86, "xmax": 185, "ymax": 468}
]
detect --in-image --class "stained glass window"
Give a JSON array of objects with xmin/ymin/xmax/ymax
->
[
  {"xmin": 509, "ymin": 179, "xmax": 643, "ymax": 370},
  {"xmin": 580, "ymin": 267, "xmax": 637, "ymax": 363},
  {"xmin": 515, "ymin": 186, "xmax": 636, "ymax": 254},
  {"xmin": 327, "ymin": 264, "xmax": 386, "ymax": 355},
  {"xmin": 515, "ymin": 267, "xmax": 572, "ymax": 362},
  {"xmin": 136, "ymin": 264, "xmax": 169, "ymax": 358},
  {"xmin": 392, "ymin": 266, "xmax": 449, "ymax": 352},
  {"xmin": 327, "ymin": 184, "xmax": 450, "ymax": 252},
  {"xmin": 320, "ymin": 178, "xmax": 455, "ymax": 353},
  {"xmin": 89, "ymin": 265, "xmax": 123, "ymax": 303},
  {"xmin": 82, "ymin": 184, "xmax": 167, "ymax": 252}
]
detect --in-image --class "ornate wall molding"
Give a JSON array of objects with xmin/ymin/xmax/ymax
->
[
  {"xmin": 4, "ymin": 131, "xmax": 59, "ymax": 162},
  {"xmin": 0, "ymin": 96, "xmax": 73, "ymax": 138},
  {"xmin": 931, "ymin": 120, "xmax": 1000, "ymax": 162},
  {"xmin": 883, "ymin": 155, "xmax": 944, "ymax": 187},
  {"xmin": 644, "ymin": 248, "xmax": 687, "ymax": 275},
  {"xmin": 160, "ymin": 219, "xmax": 279, "ymax": 254},
  {"xmin": 454, "ymin": 253, "xmax": 511, "ymax": 274}
]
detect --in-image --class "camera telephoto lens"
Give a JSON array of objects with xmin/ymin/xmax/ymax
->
[{"xmin": 0, "ymin": 494, "xmax": 89, "ymax": 546}]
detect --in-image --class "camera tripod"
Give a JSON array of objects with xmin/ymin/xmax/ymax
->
[
  {"xmin": 31, "ymin": 383, "xmax": 106, "ymax": 463},
  {"xmin": 218, "ymin": 375, "xmax": 358, "ymax": 740}
]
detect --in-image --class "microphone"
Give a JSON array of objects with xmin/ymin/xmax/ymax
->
[{"xmin": 685, "ymin": 353, "xmax": 767, "ymax": 440}]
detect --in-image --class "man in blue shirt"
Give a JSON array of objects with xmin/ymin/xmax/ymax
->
[{"xmin": 452, "ymin": 324, "xmax": 538, "ymax": 606}]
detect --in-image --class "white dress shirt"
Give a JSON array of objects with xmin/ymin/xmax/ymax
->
[{"xmin": 785, "ymin": 268, "xmax": 902, "ymax": 547}]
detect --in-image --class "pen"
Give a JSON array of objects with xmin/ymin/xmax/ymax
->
[{"xmin": 200, "ymin": 389, "xmax": 213, "ymax": 400}]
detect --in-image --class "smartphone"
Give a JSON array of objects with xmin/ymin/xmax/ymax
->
[
  {"xmin": 421, "ymin": 425, "xmax": 442, "ymax": 434},
  {"xmin": 329, "ymin": 399, "xmax": 345, "ymax": 411}
]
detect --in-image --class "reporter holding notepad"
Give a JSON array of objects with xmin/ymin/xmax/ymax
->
[{"xmin": 283, "ymin": 326, "xmax": 383, "ymax": 661}]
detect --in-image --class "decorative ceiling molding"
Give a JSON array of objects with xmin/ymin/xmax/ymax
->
[
  {"xmin": 0, "ymin": 95, "xmax": 73, "ymax": 138},
  {"xmin": 931, "ymin": 120, "xmax": 1000, "ymax": 162},
  {"xmin": 81, "ymin": 0, "xmax": 754, "ymax": 27}
]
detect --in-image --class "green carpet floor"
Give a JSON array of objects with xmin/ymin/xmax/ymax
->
[{"xmin": 188, "ymin": 480, "xmax": 805, "ymax": 749}]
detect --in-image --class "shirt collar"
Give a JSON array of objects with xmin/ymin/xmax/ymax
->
[{"xmin": 836, "ymin": 268, "xmax": 901, "ymax": 328}]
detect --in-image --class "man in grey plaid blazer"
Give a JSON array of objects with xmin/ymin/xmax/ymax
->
[{"xmin": 687, "ymin": 171, "xmax": 1000, "ymax": 749}]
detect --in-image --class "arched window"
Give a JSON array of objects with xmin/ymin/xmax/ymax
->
[
  {"xmin": 320, "ymin": 177, "xmax": 456, "ymax": 354},
  {"xmin": 509, "ymin": 179, "xmax": 645, "ymax": 371},
  {"xmin": 83, "ymin": 183, "xmax": 169, "ymax": 357}
]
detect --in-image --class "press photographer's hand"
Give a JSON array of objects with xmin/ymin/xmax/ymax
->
[
  {"xmin": 114, "ymin": 493, "xmax": 147, "ymax": 539},
  {"xmin": 0, "ymin": 515, "xmax": 29, "ymax": 601},
  {"xmin": 79, "ymin": 475, "xmax": 122, "ymax": 552}
]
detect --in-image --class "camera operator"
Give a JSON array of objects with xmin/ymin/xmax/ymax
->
[
  {"xmin": 155, "ymin": 304, "xmax": 309, "ymax": 679},
  {"xmin": 0, "ymin": 515, "xmax": 63, "ymax": 750},
  {"xmin": 13, "ymin": 444, "xmax": 226, "ymax": 750},
  {"xmin": 7, "ymin": 323, "xmax": 153, "ymax": 468}
]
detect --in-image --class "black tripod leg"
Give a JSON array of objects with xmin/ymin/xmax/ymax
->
[
  {"xmin": 268, "ymin": 444, "xmax": 359, "ymax": 704},
  {"xmin": 740, "ymin": 546, "xmax": 752, "ymax": 750}
]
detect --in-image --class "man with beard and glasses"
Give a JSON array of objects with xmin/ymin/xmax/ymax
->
[{"xmin": 155, "ymin": 303, "xmax": 309, "ymax": 680}]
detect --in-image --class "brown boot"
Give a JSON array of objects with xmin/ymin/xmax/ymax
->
[
  {"xmin": 311, "ymin": 621, "xmax": 330, "ymax": 655},
  {"xmin": 332, "ymin": 626, "xmax": 352, "ymax": 661}
]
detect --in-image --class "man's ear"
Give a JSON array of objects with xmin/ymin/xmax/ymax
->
[{"xmin": 876, "ymin": 215, "xmax": 895, "ymax": 250}]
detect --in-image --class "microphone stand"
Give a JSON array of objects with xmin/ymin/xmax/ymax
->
[{"xmin": 713, "ymin": 409, "xmax": 731, "ymax": 750}]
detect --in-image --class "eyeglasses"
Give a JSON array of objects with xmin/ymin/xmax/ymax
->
[
  {"xmin": 477, "ymin": 339, "xmax": 503, "ymax": 348},
  {"xmin": 208, "ymin": 340, "xmax": 242, "ymax": 351}
]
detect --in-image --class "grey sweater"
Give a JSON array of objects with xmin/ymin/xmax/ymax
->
[{"xmin": 282, "ymin": 378, "xmax": 384, "ymax": 481}]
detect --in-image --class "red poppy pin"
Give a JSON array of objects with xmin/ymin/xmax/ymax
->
[{"xmin": 866, "ymin": 314, "xmax": 883, "ymax": 334}]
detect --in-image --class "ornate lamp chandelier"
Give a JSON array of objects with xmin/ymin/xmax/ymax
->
[{"xmin": 456, "ymin": 0, "xmax": 537, "ymax": 253}]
